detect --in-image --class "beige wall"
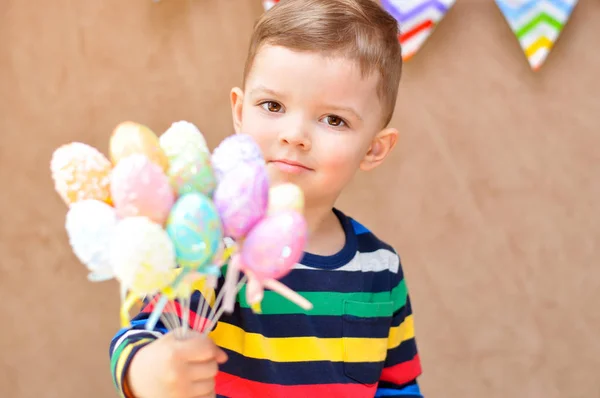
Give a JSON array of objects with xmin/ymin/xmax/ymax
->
[{"xmin": 1, "ymin": 0, "xmax": 599, "ymax": 397}]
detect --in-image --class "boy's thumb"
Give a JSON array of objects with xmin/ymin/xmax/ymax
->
[{"xmin": 215, "ymin": 347, "xmax": 228, "ymax": 364}]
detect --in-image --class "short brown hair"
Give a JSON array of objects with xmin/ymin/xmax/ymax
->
[{"xmin": 243, "ymin": 0, "xmax": 402, "ymax": 127}]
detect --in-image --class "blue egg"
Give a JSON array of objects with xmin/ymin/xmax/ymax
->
[{"xmin": 166, "ymin": 192, "xmax": 223, "ymax": 270}]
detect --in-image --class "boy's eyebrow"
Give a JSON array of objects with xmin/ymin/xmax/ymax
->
[
  {"xmin": 249, "ymin": 85, "xmax": 286, "ymax": 99},
  {"xmin": 323, "ymin": 104, "xmax": 363, "ymax": 122}
]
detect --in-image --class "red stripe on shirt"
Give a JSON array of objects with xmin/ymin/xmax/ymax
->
[
  {"xmin": 379, "ymin": 354, "xmax": 422, "ymax": 385},
  {"xmin": 216, "ymin": 371, "xmax": 377, "ymax": 398}
]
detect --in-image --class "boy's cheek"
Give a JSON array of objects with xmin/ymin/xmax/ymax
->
[
  {"xmin": 239, "ymin": 117, "xmax": 270, "ymax": 146},
  {"xmin": 319, "ymin": 143, "xmax": 363, "ymax": 169}
]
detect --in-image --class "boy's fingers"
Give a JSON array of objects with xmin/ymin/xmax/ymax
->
[
  {"xmin": 184, "ymin": 334, "xmax": 223, "ymax": 363},
  {"xmin": 188, "ymin": 360, "xmax": 219, "ymax": 380},
  {"xmin": 188, "ymin": 379, "xmax": 216, "ymax": 397}
]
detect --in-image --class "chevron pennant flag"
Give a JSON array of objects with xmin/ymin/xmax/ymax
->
[
  {"xmin": 380, "ymin": 0, "xmax": 456, "ymax": 61},
  {"xmin": 495, "ymin": 0, "xmax": 578, "ymax": 70},
  {"xmin": 263, "ymin": 0, "xmax": 279, "ymax": 11}
]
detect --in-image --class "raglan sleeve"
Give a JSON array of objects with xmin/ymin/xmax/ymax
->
[
  {"xmin": 376, "ymin": 252, "xmax": 424, "ymax": 397},
  {"xmin": 108, "ymin": 297, "xmax": 167, "ymax": 398},
  {"xmin": 108, "ymin": 287, "xmax": 214, "ymax": 398}
]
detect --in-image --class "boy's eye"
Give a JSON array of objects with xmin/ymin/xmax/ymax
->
[
  {"xmin": 324, "ymin": 115, "xmax": 346, "ymax": 127},
  {"xmin": 261, "ymin": 101, "xmax": 283, "ymax": 113}
]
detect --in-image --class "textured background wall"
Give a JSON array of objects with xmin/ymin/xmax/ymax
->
[{"xmin": 1, "ymin": 0, "xmax": 599, "ymax": 397}]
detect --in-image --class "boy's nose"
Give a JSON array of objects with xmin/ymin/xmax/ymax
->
[{"xmin": 278, "ymin": 123, "xmax": 311, "ymax": 151}]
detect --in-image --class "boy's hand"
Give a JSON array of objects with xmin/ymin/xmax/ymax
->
[{"xmin": 126, "ymin": 329, "xmax": 228, "ymax": 398}]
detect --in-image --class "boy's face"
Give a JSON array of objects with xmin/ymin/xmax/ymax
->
[{"xmin": 230, "ymin": 45, "xmax": 397, "ymax": 206}]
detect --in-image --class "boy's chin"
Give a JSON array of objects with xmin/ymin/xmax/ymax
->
[
  {"xmin": 267, "ymin": 168, "xmax": 307, "ymax": 190},
  {"xmin": 267, "ymin": 171, "xmax": 298, "ymax": 187},
  {"xmin": 266, "ymin": 165, "xmax": 295, "ymax": 184}
]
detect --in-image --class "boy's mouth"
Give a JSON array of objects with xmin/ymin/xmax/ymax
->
[{"xmin": 269, "ymin": 159, "xmax": 313, "ymax": 174}]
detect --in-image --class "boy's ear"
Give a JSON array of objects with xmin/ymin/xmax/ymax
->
[
  {"xmin": 230, "ymin": 87, "xmax": 245, "ymax": 133},
  {"xmin": 359, "ymin": 127, "xmax": 398, "ymax": 171}
]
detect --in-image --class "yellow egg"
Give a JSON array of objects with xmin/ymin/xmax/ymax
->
[
  {"xmin": 109, "ymin": 217, "xmax": 177, "ymax": 296},
  {"xmin": 267, "ymin": 183, "xmax": 305, "ymax": 215},
  {"xmin": 50, "ymin": 142, "xmax": 112, "ymax": 206},
  {"xmin": 110, "ymin": 121, "xmax": 169, "ymax": 171}
]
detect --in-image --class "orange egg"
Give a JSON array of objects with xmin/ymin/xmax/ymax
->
[
  {"xmin": 50, "ymin": 142, "xmax": 112, "ymax": 206},
  {"xmin": 110, "ymin": 121, "xmax": 169, "ymax": 171}
]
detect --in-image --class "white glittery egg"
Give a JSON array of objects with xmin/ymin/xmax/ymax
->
[
  {"xmin": 159, "ymin": 121, "xmax": 209, "ymax": 162},
  {"xmin": 65, "ymin": 200, "xmax": 118, "ymax": 280}
]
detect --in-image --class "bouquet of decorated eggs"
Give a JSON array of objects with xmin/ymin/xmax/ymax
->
[{"xmin": 50, "ymin": 120, "xmax": 312, "ymax": 336}]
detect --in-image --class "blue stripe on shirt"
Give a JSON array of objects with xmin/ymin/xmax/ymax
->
[{"xmin": 376, "ymin": 383, "xmax": 422, "ymax": 396}]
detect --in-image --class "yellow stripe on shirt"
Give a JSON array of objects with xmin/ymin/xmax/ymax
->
[
  {"xmin": 388, "ymin": 315, "xmax": 415, "ymax": 350},
  {"xmin": 114, "ymin": 338, "xmax": 153, "ymax": 391},
  {"xmin": 210, "ymin": 321, "xmax": 409, "ymax": 363}
]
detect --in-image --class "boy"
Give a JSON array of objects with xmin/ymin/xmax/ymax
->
[{"xmin": 109, "ymin": 0, "xmax": 423, "ymax": 397}]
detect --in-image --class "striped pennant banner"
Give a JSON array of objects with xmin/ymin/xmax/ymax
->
[
  {"xmin": 495, "ymin": 0, "xmax": 578, "ymax": 70},
  {"xmin": 263, "ymin": 0, "xmax": 279, "ymax": 11},
  {"xmin": 380, "ymin": 0, "xmax": 456, "ymax": 61}
]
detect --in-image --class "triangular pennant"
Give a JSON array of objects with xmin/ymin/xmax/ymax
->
[
  {"xmin": 381, "ymin": 0, "xmax": 456, "ymax": 61},
  {"xmin": 263, "ymin": 0, "xmax": 280, "ymax": 11},
  {"xmin": 495, "ymin": 0, "xmax": 578, "ymax": 70}
]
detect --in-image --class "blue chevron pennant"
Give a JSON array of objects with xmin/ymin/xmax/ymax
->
[{"xmin": 495, "ymin": 0, "xmax": 579, "ymax": 70}]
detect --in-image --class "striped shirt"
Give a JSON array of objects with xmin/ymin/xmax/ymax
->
[{"xmin": 110, "ymin": 208, "xmax": 423, "ymax": 397}]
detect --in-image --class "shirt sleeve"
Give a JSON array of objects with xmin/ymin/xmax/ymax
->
[
  {"xmin": 108, "ymin": 288, "xmax": 213, "ymax": 398},
  {"xmin": 376, "ymin": 253, "xmax": 423, "ymax": 397}
]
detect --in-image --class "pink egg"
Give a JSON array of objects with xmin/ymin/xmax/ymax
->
[
  {"xmin": 241, "ymin": 210, "xmax": 307, "ymax": 280},
  {"xmin": 110, "ymin": 154, "xmax": 175, "ymax": 224},
  {"xmin": 213, "ymin": 162, "xmax": 269, "ymax": 239},
  {"xmin": 211, "ymin": 134, "xmax": 265, "ymax": 182}
]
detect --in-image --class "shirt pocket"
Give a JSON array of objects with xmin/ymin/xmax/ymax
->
[{"xmin": 341, "ymin": 300, "xmax": 394, "ymax": 386}]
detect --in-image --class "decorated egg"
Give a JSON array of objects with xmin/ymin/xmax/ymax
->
[
  {"xmin": 267, "ymin": 183, "xmax": 304, "ymax": 215},
  {"xmin": 65, "ymin": 199, "xmax": 118, "ymax": 281},
  {"xmin": 110, "ymin": 121, "xmax": 169, "ymax": 171},
  {"xmin": 241, "ymin": 210, "xmax": 307, "ymax": 280},
  {"xmin": 166, "ymin": 192, "xmax": 223, "ymax": 270},
  {"xmin": 213, "ymin": 161, "xmax": 269, "ymax": 239},
  {"xmin": 166, "ymin": 145, "xmax": 216, "ymax": 197},
  {"xmin": 159, "ymin": 121, "xmax": 209, "ymax": 162},
  {"xmin": 110, "ymin": 154, "xmax": 175, "ymax": 224},
  {"xmin": 109, "ymin": 216, "xmax": 177, "ymax": 295},
  {"xmin": 211, "ymin": 133, "xmax": 265, "ymax": 182},
  {"xmin": 50, "ymin": 142, "xmax": 112, "ymax": 206}
]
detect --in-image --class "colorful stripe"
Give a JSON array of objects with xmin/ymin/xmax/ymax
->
[
  {"xmin": 381, "ymin": 0, "xmax": 456, "ymax": 61},
  {"xmin": 236, "ymin": 278, "xmax": 407, "ymax": 316},
  {"xmin": 496, "ymin": 0, "xmax": 574, "ymax": 19},
  {"xmin": 495, "ymin": 0, "xmax": 578, "ymax": 70},
  {"xmin": 380, "ymin": 354, "xmax": 422, "ymax": 385},
  {"xmin": 208, "ymin": 315, "xmax": 414, "ymax": 363},
  {"xmin": 376, "ymin": 382, "xmax": 422, "ymax": 396},
  {"xmin": 399, "ymin": 20, "xmax": 434, "ymax": 46},
  {"xmin": 216, "ymin": 371, "xmax": 375, "ymax": 398},
  {"xmin": 110, "ymin": 337, "xmax": 154, "ymax": 395},
  {"xmin": 109, "ymin": 209, "xmax": 421, "ymax": 397}
]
